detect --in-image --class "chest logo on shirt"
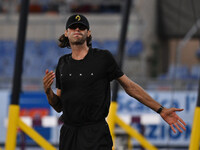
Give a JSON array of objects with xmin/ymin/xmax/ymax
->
[{"xmin": 63, "ymin": 73, "xmax": 94, "ymax": 77}]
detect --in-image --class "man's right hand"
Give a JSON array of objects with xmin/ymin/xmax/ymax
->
[{"xmin": 43, "ymin": 69, "xmax": 55, "ymax": 94}]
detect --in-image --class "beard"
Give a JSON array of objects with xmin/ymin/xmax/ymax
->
[
  {"xmin": 70, "ymin": 34, "xmax": 87, "ymax": 46},
  {"xmin": 71, "ymin": 38, "xmax": 85, "ymax": 45}
]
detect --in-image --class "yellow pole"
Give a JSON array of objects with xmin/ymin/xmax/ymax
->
[
  {"xmin": 107, "ymin": 102, "xmax": 117, "ymax": 137},
  {"xmin": 189, "ymin": 107, "xmax": 200, "ymax": 150},
  {"xmin": 115, "ymin": 115, "xmax": 158, "ymax": 150},
  {"xmin": 127, "ymin": 136, "xmax": 133, "ymax": 150},
  {"xmin": 5, "ymin": 105, "xmax": 20, "ymax": 150},
  {"xmin": 18, "ymin": 119, "xmax": 56, "ymax": 150},
  {"xmin": 5, "ymin": 105, "xmax": 57, "ymax": 150},
  {"xmin": 107, "ymin": 101, "xmax": 118, "ymax": 149}
]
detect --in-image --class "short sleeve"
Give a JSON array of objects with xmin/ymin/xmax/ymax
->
[
  {"xmin": 55, "ymin": 59, "xmax": 61, "ymax": 89},
  {"xmin": 105, "ymin": 50, "xmax": 124, "ymax": 81}
]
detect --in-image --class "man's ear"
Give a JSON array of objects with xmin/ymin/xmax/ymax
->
[
  {"xmin": 88, "ymin": 30, "xmax": 91, "ymax": 37},
  {"xmin": 64, "ymin": 30, "xmax": 68, "ymax": 37}
]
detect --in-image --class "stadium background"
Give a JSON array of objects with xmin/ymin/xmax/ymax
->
[{"xmin": 0, "ymin": 0, "xmax": 200, "ymax": 149}]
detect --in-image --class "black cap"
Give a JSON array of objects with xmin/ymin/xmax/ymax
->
[{"xmin": 66, "ymin": 14, "xmax": 90, "ymax": 30}]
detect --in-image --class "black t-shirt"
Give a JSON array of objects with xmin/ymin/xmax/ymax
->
[{"xmin": 56, "ymin": 48, "xmax": 124, "ymax": 126}]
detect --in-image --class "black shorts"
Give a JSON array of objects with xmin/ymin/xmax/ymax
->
[{"xmin": 59, "ymin": 120, "xmax": 113, "ymax": 150}]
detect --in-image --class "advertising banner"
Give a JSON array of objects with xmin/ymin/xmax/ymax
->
[
  {"xmin": 0, "ymin": 90, "xmax": 198, "ymax": 147},
  {"xmin": 117, "ymin": 90, "xmax": 197, "ymax": 146}
]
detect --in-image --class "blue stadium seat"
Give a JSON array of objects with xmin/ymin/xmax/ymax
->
[
  {"xmin": 0, "ymin": 41, "xmax": 6, "ymax": 57},
  {"xmin": 167, "ymin": 64, "xmax": 189, "ymax": 79},
  {"xmin": 38, "ymin": 40, "xmax": 58, "ymax": 55},
  {"xmin": 38, "ymin": 40, "xmax": 64, "ymax": 74},
  {"xmin": 190, "ymin": 65, "xmax": 200, "ymax": 79},
  {"xmin": 92, "ymin": 40, "xmax": 103, "ymax": 49},
  {"xmin": 126, "ymin": 40, "xmax": 143, "ymax": 57},
  {"xmin": 0, "ymin": 40, "xmax": 16, "ymax": 77},
  {"xmin": 158, "ymin": 65, "xmax": 190, "ymax": 80},
  {"xmin": 102, "ymin": 40, "xmax": 118, "ymax": 56},
  {"xmin": 0, "ymin": 41, "xmax": 5, "ymax": 75},
  {"xmin": 23, "ymin": 40, "xmax": 41, "ymax": 77}
]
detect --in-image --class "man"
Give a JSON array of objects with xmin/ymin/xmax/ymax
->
[{"xmin": 43, "ymin": 14, "xmax": 186, "ymax": 150}]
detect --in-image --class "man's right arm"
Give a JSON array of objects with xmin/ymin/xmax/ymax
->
[
  {"xmin": 43, "ymin": 70, "xmax": 62, "ymax": 113},
  {"xmin": 46, "ymin": 88, "xmax": 62, "ymax": 113}
]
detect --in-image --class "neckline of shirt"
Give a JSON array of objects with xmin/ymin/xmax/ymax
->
[{"xmin": 70, "ymin": 47, "xmax": 91, "ymax": 63}]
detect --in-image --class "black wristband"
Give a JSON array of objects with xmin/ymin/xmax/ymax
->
[{"xmin": 156, "ymin": 106, "xmax": 164, "ymax": 114}]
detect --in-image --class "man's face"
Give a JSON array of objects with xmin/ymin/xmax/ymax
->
[{"xmin": 65, "ymin": 24, "xmax": 90, "ymax": 46}]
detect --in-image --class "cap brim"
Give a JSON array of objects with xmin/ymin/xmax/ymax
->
[{"xmin": 67, "ymin": 22, "xmax": 89, "ymax": 29}]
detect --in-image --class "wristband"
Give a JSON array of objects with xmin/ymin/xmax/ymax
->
[{"xmin": 156, "ymin": 106, "xmax": 164, "ymax": 114}]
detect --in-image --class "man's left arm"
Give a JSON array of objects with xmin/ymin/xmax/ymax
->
[{"xmin": 117, "ymin": 74, "xmax": 186, "ymax": 133}]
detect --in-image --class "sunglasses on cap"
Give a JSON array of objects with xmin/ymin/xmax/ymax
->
[{"xmin": 68, "ymin": 24, "xmax": 88, "ymax": 30}]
